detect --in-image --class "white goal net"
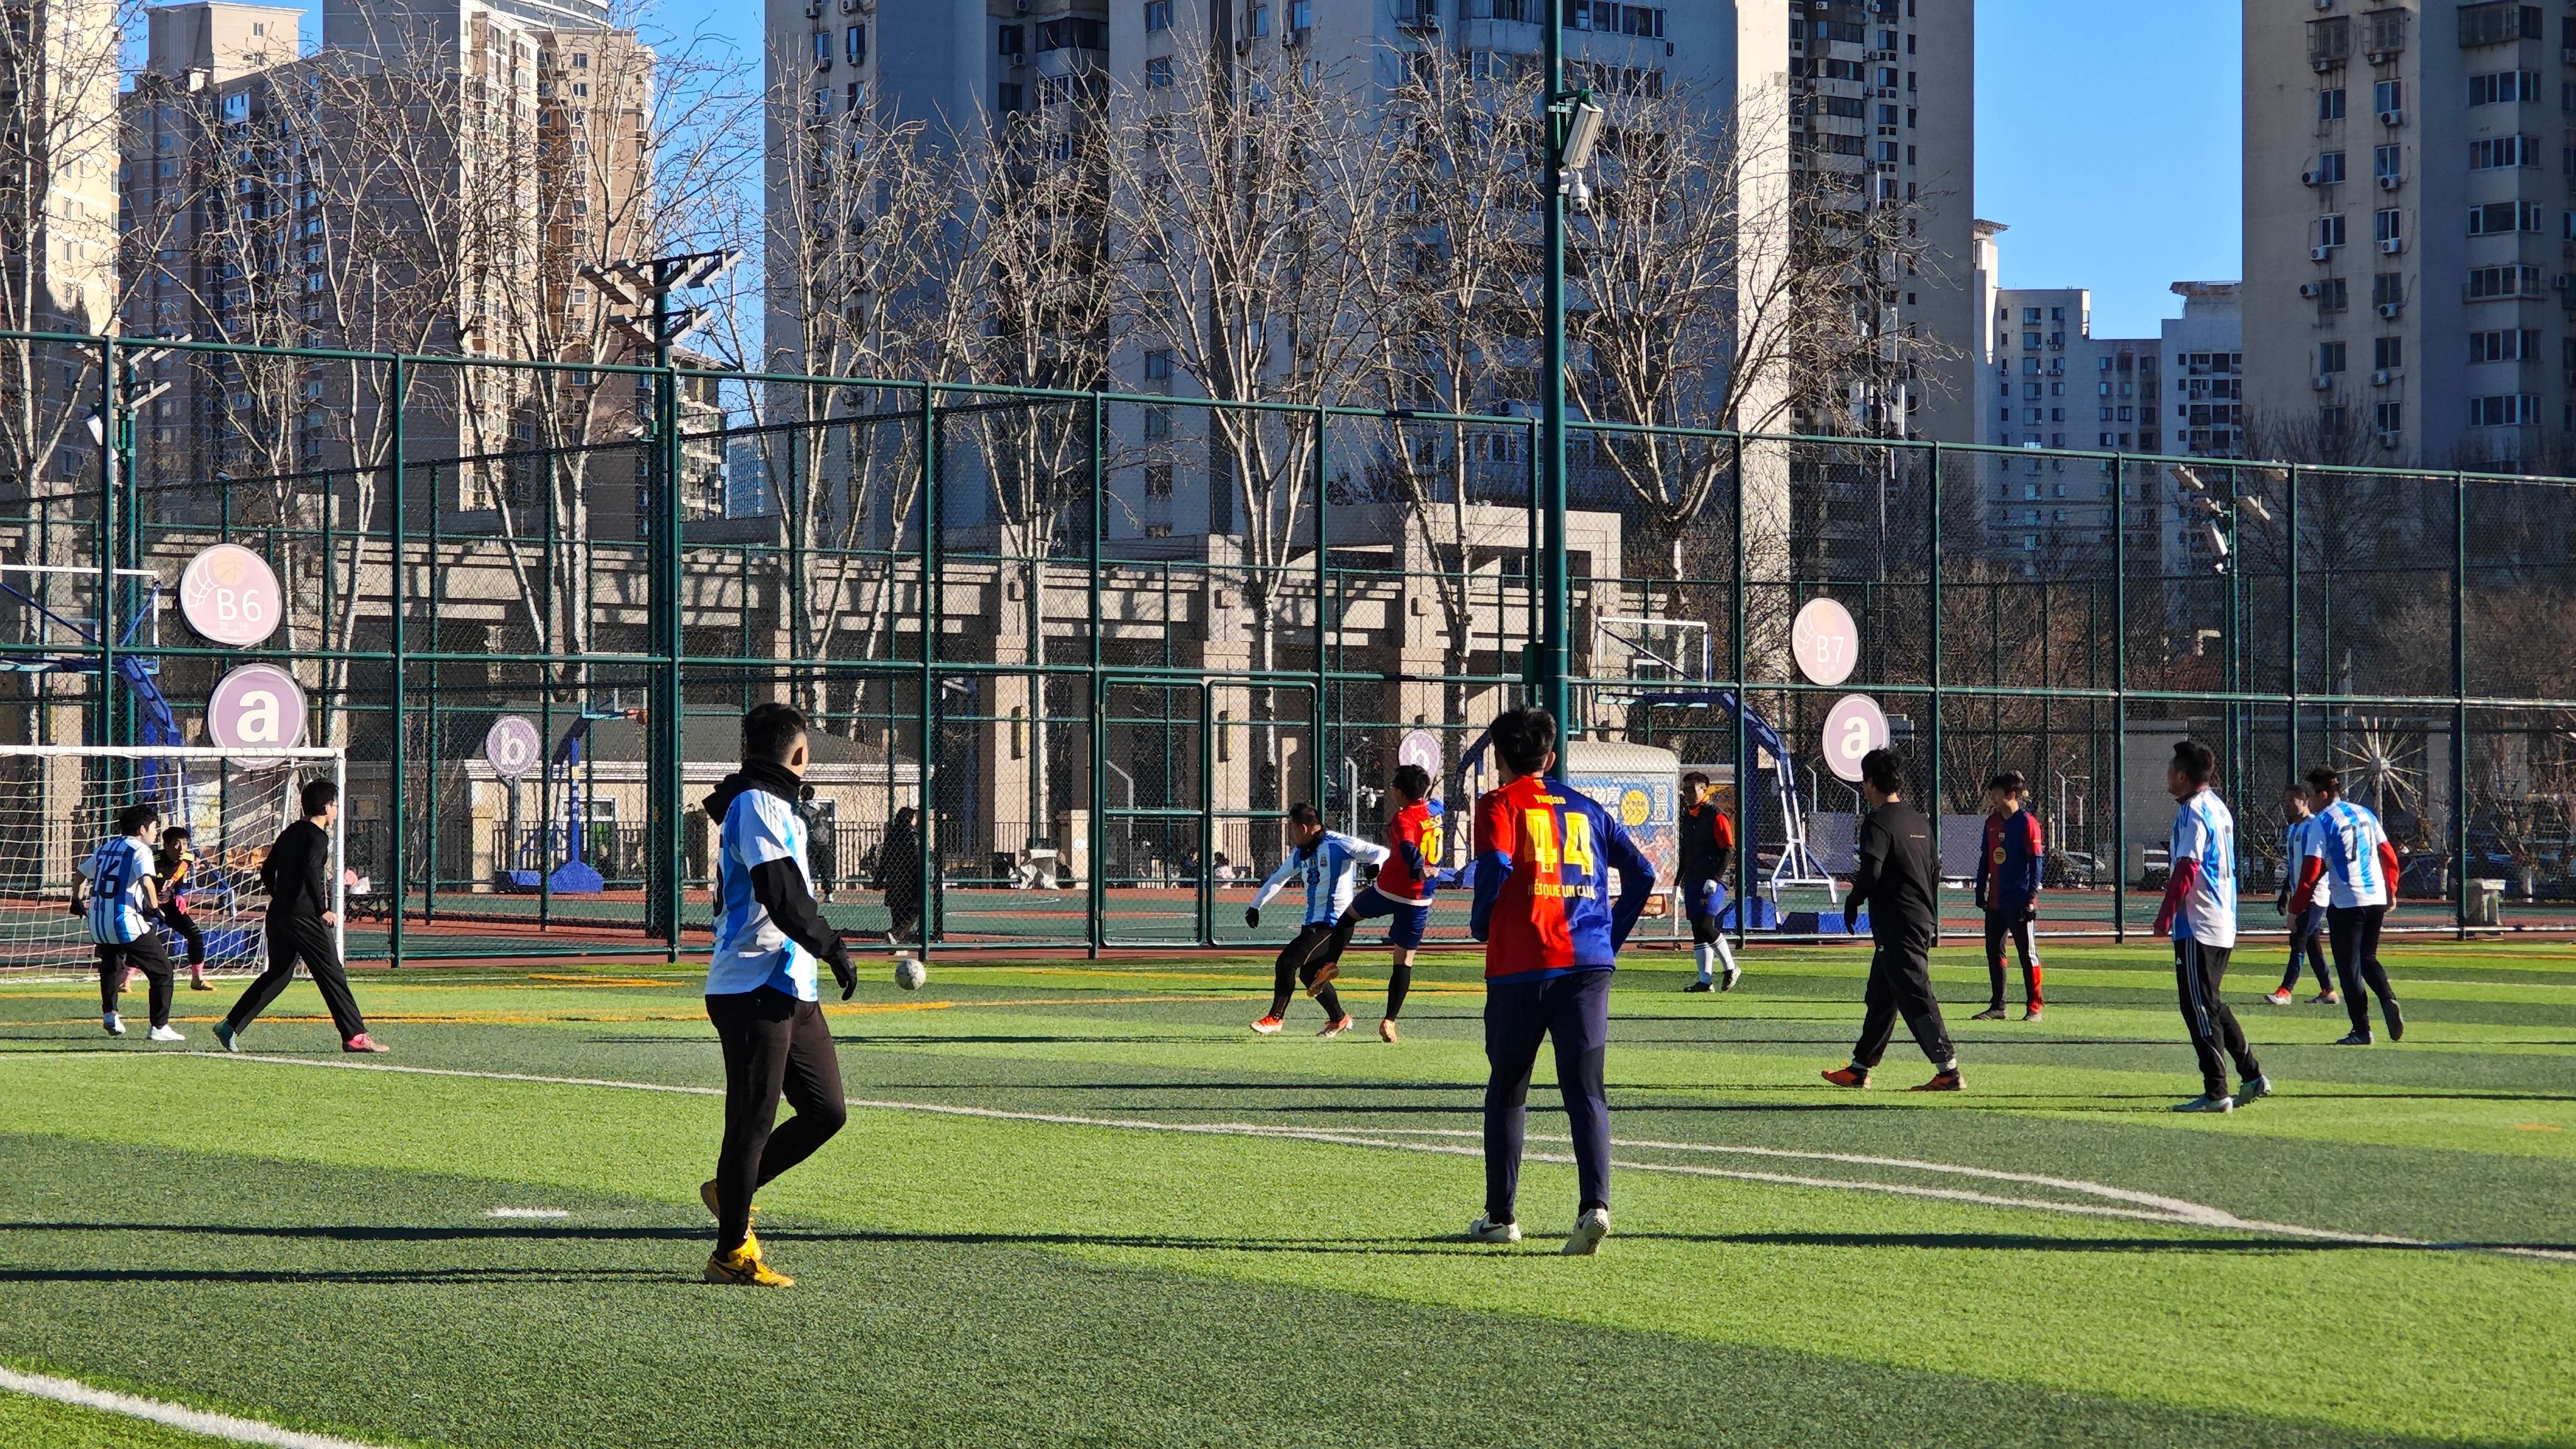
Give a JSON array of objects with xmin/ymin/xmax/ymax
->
[{"xmin": 0, "ymin": 745, "xmax": 346, "ymax": 974}]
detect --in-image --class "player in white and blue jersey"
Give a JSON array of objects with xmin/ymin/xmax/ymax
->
[
  {"xmin": 699, "ymin": 702, "xmax": 857, "ymax": 1288},
  {"xmin": 72, "ymin": 802, "xmax": 179, "ymax": 1041},
  {"xmin": 1245, "ymin": 804, "xmax": 1388, "ymax": 1038},
  {"xmin": 2151, "ymin": 742, "xmax": 2267, "ymax": 1113},
  {"xmin": 2269, "ymin": 786, "xmax": 2336, "ymax": 1006},
  {"xmin": 2288, "ymin": 766, "xmax": 2404, "ymax": 1045}
]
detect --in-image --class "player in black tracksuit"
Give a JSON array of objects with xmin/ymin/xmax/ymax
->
[
  {"xmin": 215, "ymin": 779, "xmax": 384, "ymax": 1053},
  {"xmin": 1822, "ymin": 749, "xmax": 1962, "ymax": 1092},
  {"xmin": 1676, "ymin": 772, "xmax": 1741, "ymax": 992}
]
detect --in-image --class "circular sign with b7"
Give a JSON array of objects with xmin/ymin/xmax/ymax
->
[{"xmin": 179, "ymin": 544, "xmax": 284, "ymax": 648}]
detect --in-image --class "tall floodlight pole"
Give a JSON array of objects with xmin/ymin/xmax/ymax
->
[{"xmin": 1538, "ymin": 19, "xmax": 1604, "ymax": 734}]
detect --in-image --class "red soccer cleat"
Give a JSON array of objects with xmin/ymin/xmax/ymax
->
[
  {"xmin": 1911, "ymin": 1069, "xmax": 1965, "ymax": 1092},
  {"xmin": 1304, "ymin": 963, "xmax": 1340, "ymax": 995},
  {"xmin": 1820, "ymin": 1065, "xmax": 1871, "ymax": 1089},
  {"xmin": 1316, "ymin": 1016, "xmax": 1355, "ymax": 1040},
  {"xmin": 342, "ymin": 1033, "xmax": 389, "ymax": 1054},
  {"xmin": 1250, "ymin": 1015, "xmax": 1285, "ymax": 1035}
]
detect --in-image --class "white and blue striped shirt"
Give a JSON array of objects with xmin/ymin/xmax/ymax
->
[
  {"xmin": 708, "ymin": 790, "xmax": 818, "ymax": 1001},
  {"xmin": 1253, "ymin": 831, "xmax": 1391, "ymax": 928},
  {"xmin": 83, "ymin": 836, "xmax": 155, "ymax": 945},
  {"xmin": 2316, "ymin": 799, "xmax": 2394, "ymax": 909},
  {"xmin": 2168, "ymin": 789, "xmax": 2238, "ymax": 949}
]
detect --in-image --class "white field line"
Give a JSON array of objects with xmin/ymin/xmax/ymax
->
[
  {"xmin": 0, "ymin": 1365, "xmax": 390, "ymax": 1449},
  {"xmin": 154, "ymin": 1052, "xmax": 2576, "ymax": 1263}
]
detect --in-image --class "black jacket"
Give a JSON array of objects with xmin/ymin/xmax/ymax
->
[
  {"xmin": 261, "ymin": 820, "xmax": 333, "ymax": 923},
  {"xmin": 702, "ymin": 760, "xmax": 849, "ymax": 972},
  {"xmin": 1845, "ymin": 800, "xmax": 1941, "ymax": 945}
]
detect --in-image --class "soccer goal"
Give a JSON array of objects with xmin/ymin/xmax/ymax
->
[{"xmin": 0, "ymin": 745, "xmax": 346, "ymax": 974}]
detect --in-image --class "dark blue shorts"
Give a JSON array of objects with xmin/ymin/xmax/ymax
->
[{"xmin": 1342, "ymin": 887, "xmax": 1431, "ymax": 950}]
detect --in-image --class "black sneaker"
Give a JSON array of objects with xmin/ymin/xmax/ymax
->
[
  {"xmin": 2384, "ymin": 999, "xmax": 2404, "ymax": 1041},
  {"xmin": 1968, "ymin": 1006, "xmax": 2009, "ymax": 1021},
  {"xmin": 1683, "ymin": 979, "xmax": 1714, "ymax": 993},
  {"xmin": 2334, "ymin": 1030, "xmax": 2373, "ymax": 1046}
]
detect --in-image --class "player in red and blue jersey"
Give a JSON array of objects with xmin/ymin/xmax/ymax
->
[
  {"xmin": 1970, "ymin": 771, "xmax": 2045, "ymax": 1022},
  {"xmin": 1324, "ymin": 763, "xmax": 1444, "ymax": 1043},
  {"xmin": 1465, "ymin": 708, "xmax": 1654, "ymax": 1255}
]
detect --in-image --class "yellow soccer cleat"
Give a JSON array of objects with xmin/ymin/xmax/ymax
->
[
  {"xmin": 704, "ymin": 1232, "xmax": 793, "ymax": 1287},
  {"xmin": 700, "ymin": 1179, "xmax": 758, "ymax": 1224}
]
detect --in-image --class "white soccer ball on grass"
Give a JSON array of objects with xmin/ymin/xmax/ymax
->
[{"xmin": 894, "ymin": 955, "xmax": 927, "ymax": 991}]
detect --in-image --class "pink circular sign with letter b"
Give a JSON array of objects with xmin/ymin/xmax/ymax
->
[
  {"xmin": 206, "ymin": 663, "xmax": 306, "ymax": 751},
  {"xmin": 179, "ymin": 544, "xmax": 283, "ymax": 648}
]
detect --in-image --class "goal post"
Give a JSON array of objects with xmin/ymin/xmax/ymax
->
[{"xmin": 0, "ymin": 744, "xmax": 348, "ymax": 974}]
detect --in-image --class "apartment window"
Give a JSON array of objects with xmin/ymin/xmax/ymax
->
[
  {"xmin": 2317, "ymin": 214, "xmax": 2347, "ymax": 248},
  {"xmin": 1144, "ymin": 56, "xmax": 1173, "ymax": 86},
  {"xmin": 2050, "ymin": 307, "xmax": 2066, "ymax": 322},
  {"xmin": 2468, "ymin": 135, "xmax": 2538, "ymax": 169},
  {"xmin": 2319, "ymin": 87, "xmax": 2346, "ymax": 121},
  {"xmin": 2468, "ymin": 393, "xmax": 2538, "ymax": 426},
  {"xmin": 1144, "ymin": 0, "xmax": 1172, "ymax": 30},
  {"xmin": 847, "ymin": 25, "xmax": 866, "ymax": 64},
  {"xmin": 997, "ymin": 82, "xmax": 1024, "ymax": 112},
  {"xmin": 1036, "ymin": 18, "xmax": 1106, "ymax": 50},
  {"xmin": 2023, "ymin": 307, "xmax": 2041, "ymax": 323},
  {"xmin": 1143, "ymin": 348, "xmax": 1174, "ymax": 380},
  {"xmin": 999, "ymin": 24, "xmax": 1023, "ymax": 53},
  {"xmin": 1143, "ymin": 406, "xmax": 1173, "ymax": 439},
  {"xmin": 2373, "ymin": 272, "xmax": 2405, "ymax": 308},
  {"xmin": 1290, "ymin": 0, "xmax": 1312, "ymax": 30},
  {"xmin": 1145, "ymin": 462, "xmax": 1174, "ymax": 497},
  {"xmin": 2464, "ymin": 264, "xmax": 2541, "ymax": 298},
  {"xmin": 812, "ymin": 30, "xmax": 830, "ymax": 66},
  {"xmin": 572, "ymin": 52, "xmax": 588, "ymax": 67},
  {"xmin": 2459, "ymin": 4, "xmax": 2543, "ymax": 46},
  {"xmin": 2375, "ymin": 80, "xmax": 2402, "ymax": 114},
  {"xmin": 2375, "ymin": 401, "xmax": 2402, "ymax": 434},
  {"xmin": 2468, "ymin": 70, "xmax": 2541, "ymax": 105},
  {"xmin": 2318, "ymin": 341, "xmax": 2348, "ymax": 374},
  {"xmin": 2372, "ymin": 209, "xmax": 2402, "ymax": 247},
  {"xmin": 2319, "ymin": 405, "xmax": 2348, "ymax": 432},
  {"xmin": 2307, "ymin": 15, "xmax": 2350, "ymax": 67},
  {"xmin": 2311, "ymin": 151, "xmax": 2346, "ymax": 184},
  {"xmin": 2374, "ymin": 336, "xmax": 2403, "ymax": 369},
  {"xmin": 2374, "ymin": 145, "xmax": 2401, "ymax": 180},
  {"xmin": 2468, "ymin": 328, "xmax": 2542, "ymax": 362},
  {"xmin": 2468, "ymin": 200, "xmax": 2543, "ymax": 234},
  {"xmin": 1249, "ymin": 6, "xmax": 1269, "ymax": 38},
  {"xmin": 2316, "ymin": 277, "xmax": 2349, "ymax": 313}
]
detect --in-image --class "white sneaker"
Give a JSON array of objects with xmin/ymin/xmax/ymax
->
[
  {"xmin": 1722, "ymin": 965, "xmax": 1742, "ymax": 992},
  {"xmin": 1466, "ymin": 1214, "xmax": 1521, "ymax": 1245},
  {"xmin": 1562, "ymin": 1206, "xmax": 1611, "ymax": 1256},
  {"xmin": 147, "ymin": 1025, "xmax": 185, "ymax": 1043},
  {"xmin": 103, "ymin": 1014, "xmax": 124, "ymax": 1036}
]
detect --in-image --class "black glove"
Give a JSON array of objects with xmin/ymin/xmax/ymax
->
[
  {"xmin": 1245, "ymin": 906, "xmax": 1261, "ymax": 929},
  {"xmin": 827, "ymin": 941, "xmax": 857, "ymax": 1001}
]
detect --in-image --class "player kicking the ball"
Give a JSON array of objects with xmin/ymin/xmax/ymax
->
[
  {"xmin": 1246, "ymin": 804, "xmax": 1387, "ymax": 1038},
  {"xmin": 1325, "ymin": 763, "xmax": 1443, "ymax": 1043},
  {"xmin": 699, "ymin": 702, "xmax": 859, "ymax": 1288},
  {"xmin": 1466, "ymin": 707, "xmax": 1653, "ymax": 1255}
]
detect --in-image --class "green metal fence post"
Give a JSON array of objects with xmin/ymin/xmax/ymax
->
[
  {"xmin": 388, "ymin": 356, "xmax": 408, "ymax": 969},
  {"xmin": 2111, "ymin": 452, "xmax": 2127, "ymax": 944},
  {"xmin": 2285, "ymin": 465, "xmax": 2301, "ymax": 782},
  {"xmin": 1728, "ymin": 432, "xmax": 1750, "ymax": 948},
  {"xmin": 95, "ymin": 338, "xmax": 116, "ymax": 752},
  {"xmin": 1087, "ymin": 391, "xmax": 1106, "ymax": 957},
  {"xmin": 2452, "ymin": 468, "xmax": 2468, "ymax": 939},
  {"xmin": 917, "ymin": 382, "xmax": 938, "ymax": 956},
  {"xmin": 1311, "ymin": 404, "xmax": 1328, "ymax": 812},
  {"xmin": 659, "ymin": 338, "xmax": 685, "ymax": 960},
  {"xmin": 1927, "ymin": 443, "xmax": 1943, "ymax": 841},
  {"xmin": 424, "ymin": 463, "xmax": 439, "ymax": 925}
]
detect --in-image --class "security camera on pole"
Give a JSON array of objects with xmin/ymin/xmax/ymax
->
[{"xmin": 1532, "ymin": 11, "xmax": 1606, "ymax": 733}]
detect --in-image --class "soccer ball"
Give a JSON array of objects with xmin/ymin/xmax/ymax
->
[{"xmin": 894, "ymin": 955, "xmax": 927, "ymax": 991}]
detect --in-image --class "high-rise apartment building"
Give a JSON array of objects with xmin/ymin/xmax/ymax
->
[
  {"xmin": 2162, "ymin": 280, "xmax": 2247, "ymax": 462},
  {"xmin": 2247, "ymin": 0, "xmax": 2574, "ymax": 469},
  {"xmin": 1, "ymin": 0, "xmax": 125, "ymax": 492}
]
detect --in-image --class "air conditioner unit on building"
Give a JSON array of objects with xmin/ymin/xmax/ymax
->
[
  {"xmin": 2380, "ymin": 237, "xmax": 2404, "ymax": 255},
  {"xmin": 2377, "ymin": 172, "xmax": 2402, "ymax": 190},
  {"xmin": 2301, "ymin": 282, "xmax": 2325, "ymax": 298},
  {"xmin": 2311, "ymin": 375, "xmax": 2334, "ymax": 391},
  {"xmin": 2314, "ymin": 0, "xmax": 2333, "ymax": 9},
  {"xmin": 1011, "ymin": 51, "xmax": 1026, "ymax": 66},
  {"xmin": 2311, "ymin": 56, "xmax": 2335, "ymax": 72},
  {"xmin": 2301, "ymin": 169, "xmax": 2325, "ymax": 186},
  {"xmin": 2371, "ymin": 369, "xmax": 2394, "ymax": 386},
  {"xmin": 2312, "ymin": 245, "xmax": 2334, "ymax": 261},
  {"xmin": 2377, "ymin": 302, "xmax": 2401, "ymax": 318},
  {"xmin": 2558, "ymin": 274, "xmax": 2576, "ymax": 291},
  {"xmin": 2376, "ymin": 430, "xmax": 2401, "ymax": 448},
  {"xmin": 2377, "ymin": 108, "xmax": 2402, "ymax": 126}
]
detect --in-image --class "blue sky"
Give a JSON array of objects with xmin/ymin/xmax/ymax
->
[
  {"xmin": 258, "ymin": 0, "xmax": 2244, "ymax": 341},
  {"xmin": 1974, "ymin": 0, "xmax": 2243, "ymax": 339}
]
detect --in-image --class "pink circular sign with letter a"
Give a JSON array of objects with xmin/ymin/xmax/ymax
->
[
  {"xmin": 179, "ymin": 544, "xmax": 283, "ymax": 648},
  {"xmin": 206, "ymin": 663, "xmax": 306, "ymax": 751}
]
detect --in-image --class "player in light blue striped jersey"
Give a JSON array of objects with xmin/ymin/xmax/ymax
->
[
  {"xmin": 2153, "ymin": 741, "xmax": 2268, "ymax": 1113},
  {"xmin": 72, "ymin": 802, "xmax": 180, "ymax": 1041},
  {"xmin": 1245, "ymin": 804, "xmax": 1387, "ymax": 1038},
  {"xmin": 2288, "ymin": 766, "xmax": 2405, "ymax": 1045}
]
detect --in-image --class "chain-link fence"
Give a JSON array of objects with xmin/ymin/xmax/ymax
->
[{"xmin": 4, "ymin": 330, "xmax": 2571, "ymax": 962}]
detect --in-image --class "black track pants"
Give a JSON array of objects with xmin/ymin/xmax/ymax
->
[
  {"xmin": 2174, "ymin": 938, "xmax": 2262, "ymax": 1098},
  {"xmin": 1852, "ymin": 932, "xmax": 1954, "ymax": 1070},
  {"xmin": 98, "ymin": 937, "xmax": 174, "ymax": 1029},
  {"xmin": 2326, "ymin": 904, "xmax": 2399, "ymax": 1036},
  {"xmin": 224, "ymin": 919, "xmax": 368, "ymax": 1041},
  {"xmin": 706, "ymin": 987, "xmax": 848, "ymax": 1254}
]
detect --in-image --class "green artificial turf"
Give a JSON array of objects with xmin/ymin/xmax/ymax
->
[
  {"xmin": 1, "ymin": 938, "xmax": 2570, "ymax": 1448},
  {"xmin": 0, "ymin": 1391, "xmax": 247, "ymax": 1449}
]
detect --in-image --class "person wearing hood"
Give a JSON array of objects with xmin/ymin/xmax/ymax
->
[
  {"xmin": 874, "ymin": 806, "xmax": 923, "ymax": 943},
  {"xmin": 699, "ymin": 702, "xmax": 857, "ymax": 1288}
]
